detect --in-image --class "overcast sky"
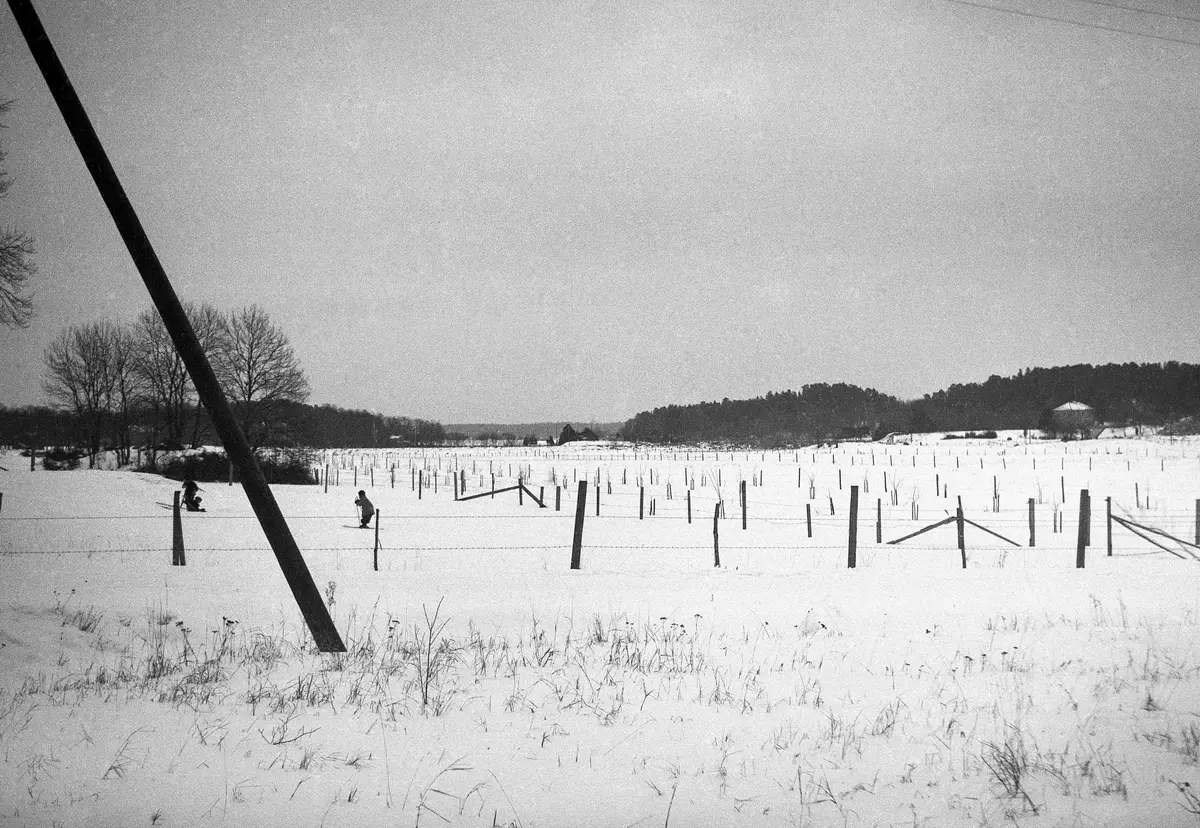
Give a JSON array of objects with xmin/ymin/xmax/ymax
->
[{"xmin": 2, "ymin": 0, "xmax": 1198, "ymax": 423}]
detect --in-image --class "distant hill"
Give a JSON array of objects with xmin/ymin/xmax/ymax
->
[
  {"xmin": 621, "ymin": 384, "xmax": 906, "ymax": 446},
  {"xmin": 445, "ymin": 422, "xmax": 625, "ymax": 440},
  {"xmin": 621, "ymin": 362, "xmax": 1200, "ymax": 447}
]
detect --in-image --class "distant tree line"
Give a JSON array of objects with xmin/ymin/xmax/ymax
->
[
  {"xmin": 272, "ymin": 402, "xmax": 446, "ymax": 447},
  {"xmin": 621, "ymin": 383, "xmax": 908, "ymax": 446},
  {"xmin": 620, "ymin": 363, "xmax": 1200, "ymax": 447},
  {"xmin": 909, "ymin": 363, "xmax": 1200, "ymax": 434}
]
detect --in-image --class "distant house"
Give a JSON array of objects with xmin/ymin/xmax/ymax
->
[{"xmin": 1052, "ymin": 402, "xmax": 1096, "ymax": 434}]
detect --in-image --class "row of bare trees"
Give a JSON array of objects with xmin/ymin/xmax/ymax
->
[{"xmin": 42, "ymin": 303, "xmax": 309, "ymax": 465}]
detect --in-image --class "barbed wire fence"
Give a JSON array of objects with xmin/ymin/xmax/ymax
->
[{"xmin": 4, "ymin": 441, "xmax": 1199, "ymax": 568}]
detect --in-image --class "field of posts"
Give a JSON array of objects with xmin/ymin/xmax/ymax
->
[
  {"xmin": 312, "ymin": 433, "xmax": 1200, "ymax": 572},
  {"xmin": 3, "ymin": 434, "xmax": 1200, "ymax": 826}
]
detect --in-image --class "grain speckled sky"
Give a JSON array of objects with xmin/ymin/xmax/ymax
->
[{"xmin": 2, "ymin": 0, "xmax": 1198, "ymax": 422}]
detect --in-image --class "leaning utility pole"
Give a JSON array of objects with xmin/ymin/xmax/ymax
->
[{"xmin": 7, "ymin": 0, "xmax": 344, "ymax": 651}]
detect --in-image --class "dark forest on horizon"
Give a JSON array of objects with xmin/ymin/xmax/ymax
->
[
  {"xmin": 4, "ymin": 362, "xmax": 1200, "ymax": 452},
  {"xmin": 620, "ymin": 362, "xmax": 1200, "ymax": 446}
]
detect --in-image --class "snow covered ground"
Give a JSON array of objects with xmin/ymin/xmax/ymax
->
[{"xmin": 3, "ymin": 436, "xmax": 1200, "ymax": 826}]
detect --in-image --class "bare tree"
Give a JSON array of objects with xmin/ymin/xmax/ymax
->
[
  {"xmin": 43, "ymin": 321, "xmax": 121, "ymax": 463},
  {"xmin": 217, "ymin": 304, "xmax": 309, "ymax": 448},
  {"xmin": 134, "ymin": 301, "xmax": 227, "ymax": 449},
  {"xmin": 134, "ymin": 307, "xmax": 190, "ymax": 446},
  {"xmin": 109, "ymin": 325, "xmax": 142, "ymax": 466},
  {"xmin": 186, "ymin": 301, "xmax": 229, "ymax": 448},
  {"xmin": 0, "ymin": 100, "xmax": 35, "ymax": 328}
]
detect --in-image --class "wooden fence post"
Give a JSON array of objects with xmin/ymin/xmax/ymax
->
[
  {"xmin": 848, "ymin": 485, "xmax": 858, "ymax": 568},
  {"xmin": 876, "ymin": 498, "xmax": 882, "ymax": 544},
  {"xmin": 639, "ymin": 486, "xmax": 644, "ymax": 520},
  {"xmin": 555, "ymin": 485, "xmax": 561, "ymax": 511},
  {"xmin": 1082, "ymin": 490, "xmax": 1091, "ymax": 547},
  {"xmin": 1028, "ymin": 497, "xmax": 1035, "ymax": 547},
  {"xmin": 956, "ymin": 497, "xmax": 965, "ymax": 569},
  {"xmin": 1076, "ymin": 489, "xmax": 1089, "ymax": 569},
  {"xmin": 713, "ymin": 502, "xmax": 721, "ymax": 567},
  {"xmin": 418, "ymin": 470, "xmax": 423, "ymax": 500},
  {"xmin": 806, "ymin": 502, "xmax": 812, "ymax": 538},
  {"xmin": 1194, "ymin": 498, "xmax": 1199, "ymax": 546},
  {"xmin": 324, "ymin": 464, "xmax": 329, "ymax": 494},
  {"xmin": 1107, "ymin": 496, "xmax": 1113, "ymax": 557},
  {"xmin": 373, "ymin": 510, "xmax": 380, "ymax": 572},
  {"xmin": 570, "ymin": 480, "xmax": 587, "ymax": 570},
  {"xmin": 687, "ymin": 490, "xmax": 691, "ymax": 524},
  {"xmin": 172, "ymin": 491, "xmax": 185, "ymax": 566},
  {"xmin": 596, "ymin": 484, "xmax": 600, "ymax": 517},
  {"xmin": 741, "ymin": 480, "xmax": 747, "ymax": 529}
]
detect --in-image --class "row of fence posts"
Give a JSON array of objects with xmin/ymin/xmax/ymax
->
[
  {"xmin": 566, "ymin": 483, "xmax": 1199, "ymax": 571},
  {"xmin": 157, "ymin": 479, "xmax": 1200, "ymax": 572},
  {"xmin": 315, "ymin": 459, "xmax": 1167, "ymax": 524}
]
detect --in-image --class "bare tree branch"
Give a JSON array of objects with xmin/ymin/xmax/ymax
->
[{"xmin": 0, "ymin": 100, "xmax": 36, "ymax": 328}]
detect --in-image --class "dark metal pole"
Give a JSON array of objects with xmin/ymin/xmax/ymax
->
[{"xmin": 8, "ymin": 0, "xmax": 344, "ymax": 651}]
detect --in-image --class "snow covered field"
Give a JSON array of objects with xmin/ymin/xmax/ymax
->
[{"xmin": 3, "ymin": 436, "xmax": 1200, "ymax": 827}]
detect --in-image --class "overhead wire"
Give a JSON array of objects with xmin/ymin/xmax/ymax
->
[
  {"xmin": 1064, "ymin": 0, "xmax": 1200, "ymax": 25},
  {"xmin": 940, "ymin": 0, "xmax": 1200, "ymax": 47}
]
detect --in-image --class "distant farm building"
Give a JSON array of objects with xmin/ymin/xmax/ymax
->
[{"xmin": 1052, "ymin": 401, "xmax": 1096, "ymax": 433}]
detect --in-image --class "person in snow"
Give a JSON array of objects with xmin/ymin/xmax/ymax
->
[
  {"xmin": 181, "ymin": 479, "xmax": 204, "ymax": 512},
  {"xmin": 355, "ymin": 490, "xmax": 375, "ymax": 528}
]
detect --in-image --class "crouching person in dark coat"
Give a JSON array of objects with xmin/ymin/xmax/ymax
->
[{"xmin": 355, "ymin": 490, "xmax": 375, "ymax": 528}]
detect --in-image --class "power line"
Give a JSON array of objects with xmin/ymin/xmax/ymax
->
[
  {"xmin": 1066, "ymin": 0, "xmax": 1200, "ymax": 25},
  {"xmin": 940, "ymin": 0, "xmax": 1200, "ymax": 47}
]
